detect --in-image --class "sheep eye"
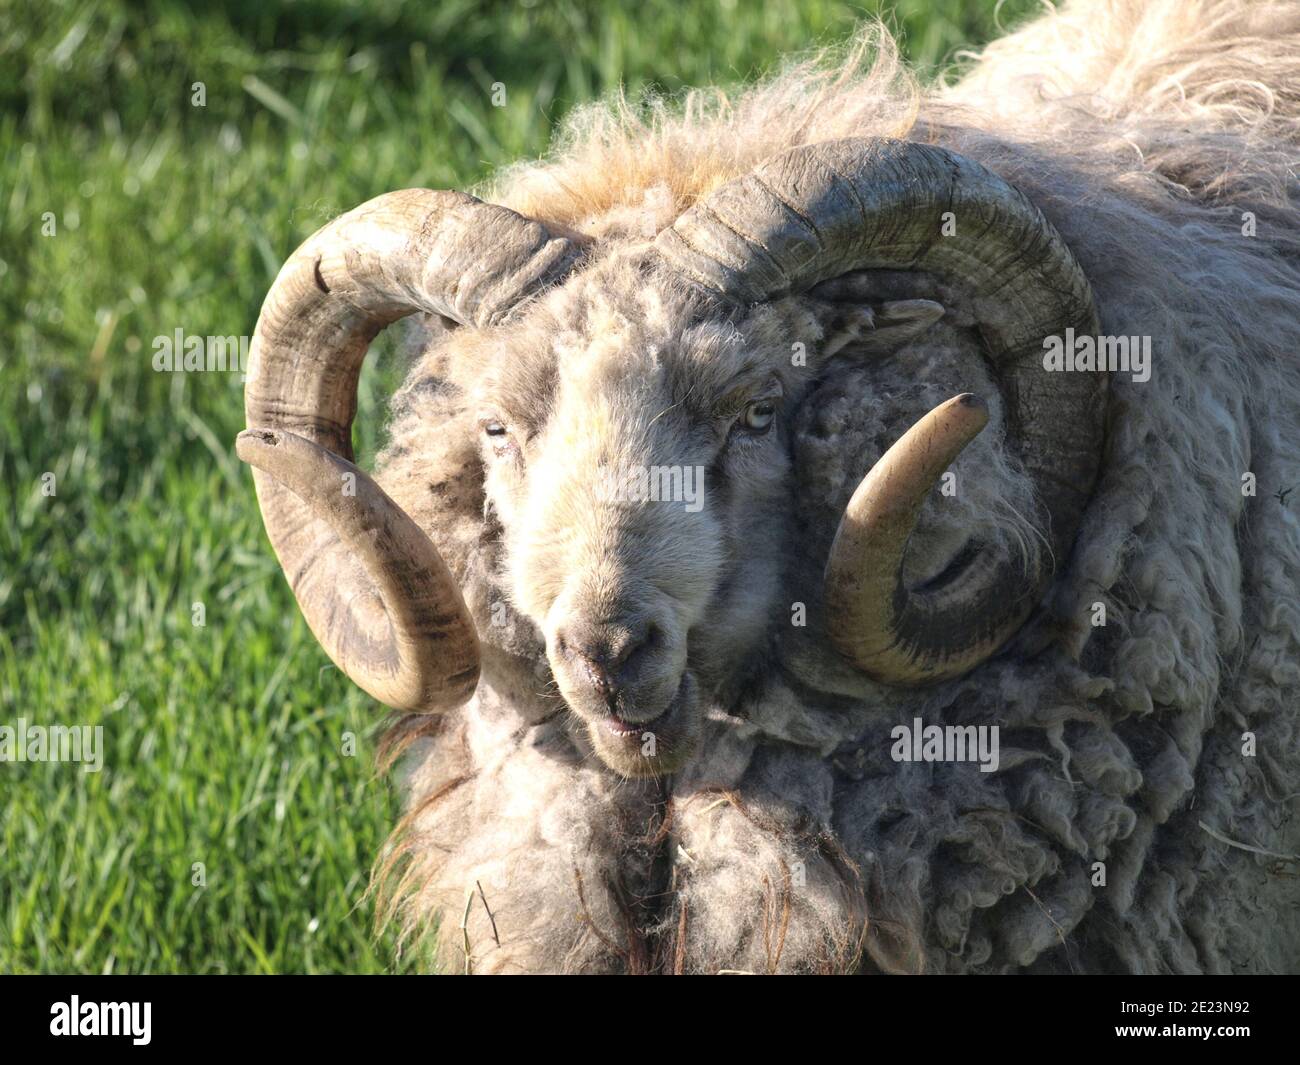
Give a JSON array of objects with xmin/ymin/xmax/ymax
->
[
  {"xmin": 739, "ymin": 399, "xmax": 776, "ymax": 433},
  {"xmin": 480, "ymin": 419, "xmax": 516, "ymax": 456}
]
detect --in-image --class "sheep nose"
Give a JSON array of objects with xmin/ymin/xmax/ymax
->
[{"xmin": 554, "ymin": 621, "xmax": 653, "ymax": 705}]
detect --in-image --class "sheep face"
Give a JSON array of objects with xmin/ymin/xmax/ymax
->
[
  {"xmin": 239, "ymin": 142, "xmax": 1106, "ymax": 784},
  {"xmin": 463, "ymin": 254, "xmax": 815, "ymax": 776}
]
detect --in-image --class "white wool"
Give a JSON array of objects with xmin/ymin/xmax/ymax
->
[{"xmin": 372, "ymin": 0, "xmax": 1300, "ymax": 973}]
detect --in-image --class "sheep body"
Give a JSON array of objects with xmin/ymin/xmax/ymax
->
[{"xmin": 375, "ymin": 0, "xmax": 1300, "ymax": 973}]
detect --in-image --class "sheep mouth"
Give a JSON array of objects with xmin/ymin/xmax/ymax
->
[
  {"xmin": 602, "ymin": 712, "xmax": 666, "ymax": 737},
  {"xmin": 584, "ymin": 672, "xmax": 701, "ymax": 778}
]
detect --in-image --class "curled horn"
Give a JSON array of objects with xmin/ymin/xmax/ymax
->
[
  {"xmin": 656, "ymin": 138, "xmax": 1106, "ymax": 683},
  {"xmin": 238, "ymin": 189, "xmax": 578, "ymax": 710}
]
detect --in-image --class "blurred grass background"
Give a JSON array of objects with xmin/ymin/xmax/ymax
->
[{"xmin": 0, "ymin": 0, "xmax": 1039, "ymax": 973}]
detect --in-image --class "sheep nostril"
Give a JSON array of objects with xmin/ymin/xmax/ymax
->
[
  {"xmin": 557, "ymin": 622, "xmax": 655, "ymax": 707},
  {"xmin": 575, "ymin": 651, "xmax": 616, "ymax": 700}
]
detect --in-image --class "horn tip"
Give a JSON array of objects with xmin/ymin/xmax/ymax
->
[
  {"xmin": 235, "ymin": 428, "xmax": 281, "ymax": 465},
  {"xmin": 947, "ymin": 393, "xmax": 991, "ymax": 435}
]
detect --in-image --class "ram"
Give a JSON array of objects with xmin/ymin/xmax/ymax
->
[{"xmin": 237, "ymin": 0, "xmax": 1300, "ymax": 973}]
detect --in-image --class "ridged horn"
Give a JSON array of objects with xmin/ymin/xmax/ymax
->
[
  {"xmin": 239, "ymin": 188, "xmax": 578, "ymax": 711},
  {"xmin": 656, "ymin": 137, "xmax": 1106, "ymax": 683}
]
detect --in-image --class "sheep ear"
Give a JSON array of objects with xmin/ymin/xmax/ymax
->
[{"xmin": 821, "ymin": 299, "xmax": 945, "ymax": 359}]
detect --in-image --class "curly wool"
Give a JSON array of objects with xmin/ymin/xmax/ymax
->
[{"xmin": 373, "ymin": 0, "xmax": 1300, "ymax": 973}]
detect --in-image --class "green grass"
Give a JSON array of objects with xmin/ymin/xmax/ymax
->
[{"xmin": 0, "ymin": 0, "xmax": 1040, "ymax": 973}]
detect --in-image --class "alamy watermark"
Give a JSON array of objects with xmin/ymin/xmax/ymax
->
[
  {"xmin": 594, "ymin": 464, "xmax": 706, "ymax": 513},
  {"xmin": 0, "ymin": 719, "xmax": 103, "ymax": 773},
  {"xmin": 1042, "ymin": 327, "xmax": 1151, "ymax": 383},
  {"xmin": 152, "ymin": 328, "xmax": 250, "ymax": 375},
  {"xmin": 891, "ymin": 716, "xmax": 999, "ymax": 773},
  {"xmin": 50, "ymin": 997, "xmax": 151, "ymax": 1045}
]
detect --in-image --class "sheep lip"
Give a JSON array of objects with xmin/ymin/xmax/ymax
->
[
  {"xmin": 602, "ymin": 706, "xmax": 670, "ymax": 738},
  {"xmin": 594, "ymin": 672, "xmax": 693, "ymax": 742},
  {"xmin": 585, "ymin": 672, "xmax": 701, "ymax": 778}
]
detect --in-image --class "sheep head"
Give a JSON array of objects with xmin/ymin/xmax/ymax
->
[{"xmin": 237, "ymin": 137, "xmax": 1107, "ymax": 778}]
